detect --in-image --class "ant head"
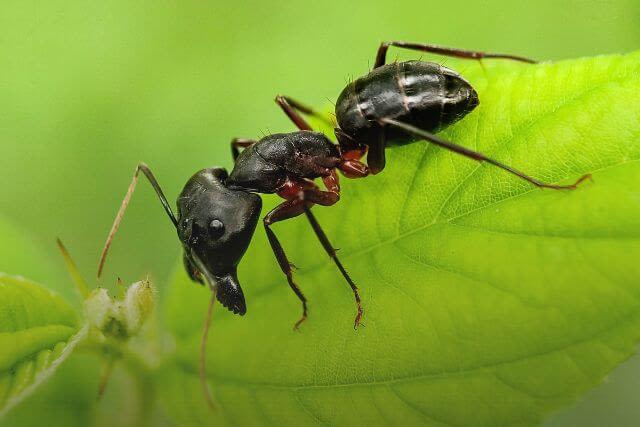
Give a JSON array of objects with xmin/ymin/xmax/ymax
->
[{"xmin": 177, "ymin": 168, "xmax": 262, "ymax": 315}]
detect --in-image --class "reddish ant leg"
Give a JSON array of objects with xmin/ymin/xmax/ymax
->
[
  {"xmin": 323, "ymin": 169, "xmax": 340, "ymax": 193},
  {"xmin": 339, "ymin": 160, "xmax": 369, "ymax": 178},
  {"xmin": 342, "ymin": 148, "xmax": 367, "ymax": 161},
  {"xmin": 278, "ymin": 178, "xmax": 318, "ymax": 200},
  {"xmin": 334, "ymin": 129, "xmax": 370, "ymax": 178}
]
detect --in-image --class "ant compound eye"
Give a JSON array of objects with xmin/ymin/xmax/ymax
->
[{"xmin": 209, "ymin": 219, "xmax": 225, "ymax": 239}]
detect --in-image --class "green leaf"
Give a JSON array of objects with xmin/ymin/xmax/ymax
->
[
  {"xmin": 0, "ymin": 274, "xmax": 84, "ymax": 417},
  {"xmin": 159, "ymin": 51, "xmax": 640, "ymax": 426}
]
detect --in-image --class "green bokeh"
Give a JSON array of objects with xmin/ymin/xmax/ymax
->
[
  {"xmin": 2, "ymin": 0, "xmax": 638, "ymax": 287},
  {"xmin": 1, "ymin": 0, "xmax": 638, "ymax": 425},
  {"xmin": 0, "ymin": 216, "xmax": 67, "ymax": 299}
]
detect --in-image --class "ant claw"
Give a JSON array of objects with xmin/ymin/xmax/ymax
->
[
  {"xmin": 353, "ymin": 308, "xmax": 364, "ymax": 330},
  {"xmin": 567, "ymin": 173, "xmax": 593, "ymax": 189},
  {"xmin": 560, "ymin": 173, "xmax": 593, "ymax": 190},
  {"xmin": 582, "ymin": 173, "xmax": 594, "ymax": 184},
  {"xmin": 293, "ymin": 315, "xmax": 307, "ymax": 331},
  {"xmin": 538, "ymin": 173, "xmax": 593, "ymax": 190}
]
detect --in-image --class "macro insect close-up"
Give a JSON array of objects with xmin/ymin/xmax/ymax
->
[
  {"xmin": 95, "ymin": 41, "xmax": 595, "ymax": 407},
  {"xmin": 1, "ymin": 2, "xmax": 639, "ymax": 427}
]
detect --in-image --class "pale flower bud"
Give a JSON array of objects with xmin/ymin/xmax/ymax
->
[
  {"xmin": 82, "ymin": 280, "xmax": 156, "ymax": 340},
  {"xmin": 84, "ymin": 288, "xmax": 113, "ymax": 331},
  {"xmin": 123, "ymin": 279, "xmax": 155, "ymax": 335}
]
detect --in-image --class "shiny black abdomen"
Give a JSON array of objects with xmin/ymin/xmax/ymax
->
[
  {"xmin": 227, "ymin": 131, "xmax": 340, "ymax": 193},
  {"xmin": 335, "ymin": 60, "xmax": 479, "ymax": 146}
]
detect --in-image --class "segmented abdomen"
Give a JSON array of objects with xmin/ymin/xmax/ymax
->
[{"xmin": 335, "ymin": 60, "xmax": 478, "ymax": 145}]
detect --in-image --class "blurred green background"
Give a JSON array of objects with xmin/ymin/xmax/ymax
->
[{"xmin": 0, "ymin": 0, "xmax": 638, "ymax": 425}]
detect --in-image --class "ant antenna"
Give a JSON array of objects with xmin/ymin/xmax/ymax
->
[
  {"xmin": 56, "ymin": 238, "xmax": 90, "ymax": 298},
  {"xmin": 98, "ymin": 163, "xmax": 178, "ymax": 278},
  {"xmin": 200, "ymin": 287, "xmax": 217, "ymax": 409}
]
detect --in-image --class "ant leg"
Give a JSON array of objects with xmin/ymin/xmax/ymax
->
[
  {"xmin": 279, "ymin": 176, "xmax": 340, "ymax": 206},
  {"xmin": 230, "ymin": 137, "xmax": 256, "ymax": 161},
  {"xmin": 263, "ymin": 199, "xmax": 309, "ymax": 330},
  {"xmin": 335, "ymin": 128, "xmax": 361, "ymax": 151},
  {"xmin": 303, "ymin": 188, "xmax": 339, "ymax": 206},
  {"xmin": 374, "ymin": 41, "xmax": 537, "ymax": 68},
  {"xmin": 334, "ymin": 129, "xmax": 370, "ymax": 178},
  {"xmin": 281, "ymin": 178, "xmax": 363, "ymax": 328},
  {"xmin": 300, "ymin": 194, "xmax": 363, "ymax": 329},
  {"xmin": 339, "ymin": 160, "xmax": 369, "ymax": 178},
  {"xmin": 275, "ymin": 95, "xmax": 335, "ymax": 129},
  {"xmin": 98, "ymin": 163, "xmax": 178, "ymax": 278},
  {"xmin": 366, "ymin": 132, "xmax": 387, "ymax": 175},
  {"xmin": 381, "ymin": 118, "xmax": 591, "ymax": 190},
  {"xmin": 322, "ymin": 169, "xmax": 340, "ymax": 193},
  {"xmin": 275, "ymin": 95, "xmax": 313, "ymax": 131},
  {"xmin": 270, "ymin": 177, "xmax": 362, "ymax": 328},
  {"xmin": 276, "ymin": 94, "xmax": 336, "ymax": 131}
]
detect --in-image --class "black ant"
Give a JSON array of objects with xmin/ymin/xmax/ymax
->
[
  {"xmin": 97, "ymin": 140, "xmax": 367, "ymax": 407},
  {"xmin": 275, "ymin": 40, "xmax": 591, "ymax": 187},
  {"xmin": 97, "ymin": 41, "xmax": 590, "ymax": 408}
]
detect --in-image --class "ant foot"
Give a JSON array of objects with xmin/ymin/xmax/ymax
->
[
  {"xmin": 293, "ymin": 314, "xmax": 307, "ymax": 331},
  {"xmin": 576, "ymin": 173, "xmax": 594, "ymax": 186},
  {"xmin": 541, "ymin": 173, "xmax": 593, "ymax": 190},
  {"xmin": 354, "ymin": 307, "xmax": 364, "ymax": 330}
]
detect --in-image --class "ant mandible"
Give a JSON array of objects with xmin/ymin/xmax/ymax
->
[
  {"xmin": 97, "ymin": 40, "xmax": 591, "ymax": 408},
  {"xmin": 97, "ymin": 107, "xmax": 368, "ymax": 408}
]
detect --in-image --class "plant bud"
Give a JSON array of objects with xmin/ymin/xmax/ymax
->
[
  {"xmin": 123, "ymin": 279, "xmax": 155, "ymax": 335},
  {"xmin": 84, "ymin": 288, "xmax": 113, "ymax": 331},
  {"xmin": 82, "ymin": 280, "xmax": 155, "ymax": 340}
]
